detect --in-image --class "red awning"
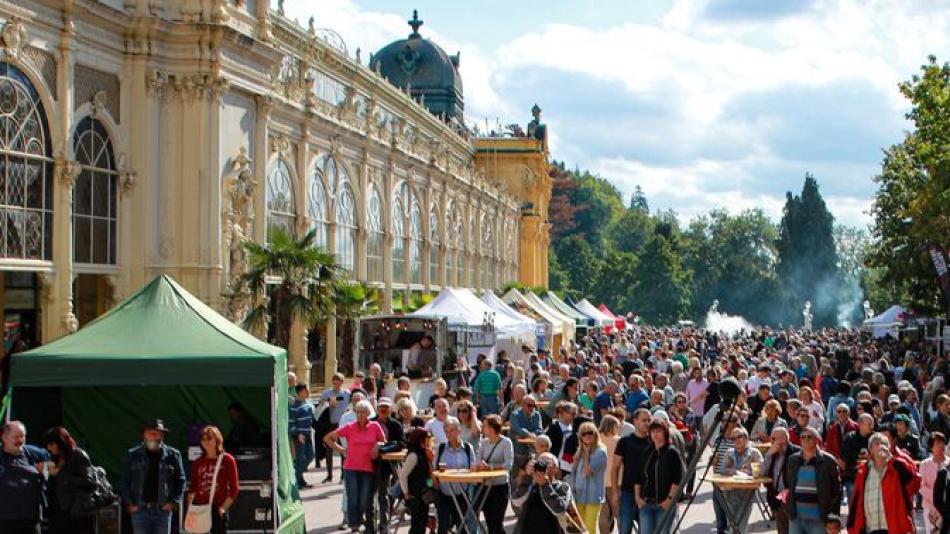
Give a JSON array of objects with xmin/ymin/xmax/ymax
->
[{"xmin": 598, "ymin": 304, "xmax": 627, "ymax": 331}]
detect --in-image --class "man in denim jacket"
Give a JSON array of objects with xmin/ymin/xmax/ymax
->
[{"xmin": 121, "ymin": 419, "xmax": 185, "ymax": 534}]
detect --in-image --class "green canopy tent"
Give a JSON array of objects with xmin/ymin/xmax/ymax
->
[{"xmin": 8, "ymin": 274, "xmax": 305, "ymax": 533}]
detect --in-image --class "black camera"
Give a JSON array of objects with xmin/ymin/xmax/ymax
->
[{"xmin": 532, "ymin": 459, "xmax": 549, "ymax": 472}]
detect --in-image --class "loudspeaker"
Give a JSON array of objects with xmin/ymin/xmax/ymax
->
[{"xmin": 228, "ymin": 482, "xmax": 275, "ymax": 533}]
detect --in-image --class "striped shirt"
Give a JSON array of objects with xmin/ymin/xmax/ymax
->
[
  {"xmin": 714, "ymin": 438, "xmax": 736, "ymax": 474},
  {"xmin": 863, "ymin": 463, "xmax": 888, "ymax": 531},
  {"xmin": 794, "ymin": 459, "xmax": 819, "ymax": 520}
]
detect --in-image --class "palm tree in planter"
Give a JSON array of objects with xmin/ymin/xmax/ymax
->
[
  {"xmin": 233, "ymin": 226, "xmax": 344, "ymax": 351},
  {"xmin": 334, "ymin": 283, "xmax": 381, "ymax": 376}
]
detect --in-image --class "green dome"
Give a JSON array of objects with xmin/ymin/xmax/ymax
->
[{"xmin": 370, "ymin": 10, "xmax": 464, "ymax": 122}]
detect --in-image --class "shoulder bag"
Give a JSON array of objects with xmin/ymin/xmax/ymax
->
[{"xmin": 184, "ymin": 454, "xmax": 224, "ymax": 534}]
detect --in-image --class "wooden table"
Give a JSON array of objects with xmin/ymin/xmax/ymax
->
[
  {"xmin": 751, "ymin": 441, "xmax": 771, "ymax": 454},
  {"xmin": 709, "ymin": 475, "xmax": 773, "ymax": 530},
  {"xmin": 381, "ymin": 450, "xmax": 408, "ymax": 462},
  {"xmin": 381, "ymin": 450, "xmax": 409, "ymax": 533},
  {"xmin": 432, "ymin": 469, "xmax": 508, "ymax": 534},
  {"xmin": 516, "ymin": 437, "xmax": 539, "ymax": 448}
]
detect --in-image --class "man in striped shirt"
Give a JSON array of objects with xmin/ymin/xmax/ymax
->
[{"xmin": 784, "ymin": 426, "xmax": 842, "ymax": 534}]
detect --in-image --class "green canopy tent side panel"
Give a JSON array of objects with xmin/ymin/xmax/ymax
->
[{"xmin": 9, "ymin": 275, "xmax": 305, "ymax": 533}]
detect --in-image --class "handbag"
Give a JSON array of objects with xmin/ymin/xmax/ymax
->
[{"xmin": 184, "ymin": 454, "xmax": 224, "ymax": 534}]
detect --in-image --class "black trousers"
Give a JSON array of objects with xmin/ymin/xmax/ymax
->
[
  {"xmin": 436, "ymin": 493, "xmax": 466, "ymax": 534},
  {"xmin": 211, "ymin": 508, "xmax": 229, "ymax": 534},
  {"xmin": 406, "ymin": 497, "xmax": 429, "ymax": 534},
  {"xmin": 0, "ymin": 519, "xmax": 40, "ymax": 534},
  {"xmin": 481, "ymin": 484, "xmax": 509, "ymax": 534},
  {"xmin": 48, "ymin": 511, "xmax": 94, "ymax": 534}
]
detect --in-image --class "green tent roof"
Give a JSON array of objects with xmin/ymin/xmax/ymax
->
[
  {"xmin": 12, "ymin": 274, "xmax": 284, "ymax": 387},
  {"xmin": 543, "ymin": 291, "xmax": 594, "ymax": 326}
]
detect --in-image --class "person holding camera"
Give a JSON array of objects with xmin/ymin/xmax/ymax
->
[
  {"xmin": 512, "ymin": 452, "xmax": 580, "ymax": 534},
  {"xmin": 320, "ymin": 373, "xmax": 352, "ymax": 483}
]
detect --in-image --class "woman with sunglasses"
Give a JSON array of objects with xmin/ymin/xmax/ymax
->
[
  {"xmin": 569, "ymin": 421, "xmax": 608, "ymax": 534},
  {"xmin": 455, "ymin": 399, "xmax": 482, "ymax": 449},
  {"xmin": 186, "ymin": 426, "xmax": 240, "ymax": 534}
]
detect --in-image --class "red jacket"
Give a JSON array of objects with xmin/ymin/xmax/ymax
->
[
  {"xmin": 825, "ymin": 419, "xmax": 857, "ymax": 460},
  {"xmin": 847, "ymin": 454, "xmax": 921, "ymax": 534}
]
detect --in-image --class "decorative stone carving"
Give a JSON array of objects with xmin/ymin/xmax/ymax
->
[
  {"xmin": 117, "ymin": 153, "xmax": 137, "ymax": 196},
  {"xmin": 1, "ymin": 18, "xmax": 25, "ymax": 60},
  {"xmin": 223, "ymin": 147, "xmax": 256, "ymax": 304},
  {"xmin": 270, "ymin": 134, "xmax": 291, "ymax": 157},
  {"xmin": 59, "ymin": 160, "xmax": 81, "ymax": 189},
  {"xmin": 328, "ymin": 133, "xmax": 343, "ymax": 158},
  {"xmin": 91, "ymin": 90, "xmax": 108, "ymax": 117},
  {"xmin": 76, "ymin": 65, "xmax": 121, "ymax": 122}
]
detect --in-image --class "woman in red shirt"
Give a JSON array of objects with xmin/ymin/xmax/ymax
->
[{"xmin": 187, "ymin": 426, "xmax": 240, "ymax": 534}]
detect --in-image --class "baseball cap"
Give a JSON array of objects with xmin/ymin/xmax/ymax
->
[{"xmin": 888, "ymin": 394, "xmax": 900, "ymax": 405}]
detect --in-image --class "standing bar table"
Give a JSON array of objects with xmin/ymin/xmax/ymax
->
[{"xmin": 432, "ymin": 468, "xmax": 507, "ymax": 534}]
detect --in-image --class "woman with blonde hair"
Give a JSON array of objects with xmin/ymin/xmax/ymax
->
[
  {"xmin": 455, "ymin": 399, "xmax": 482, "ymax": 448},
  {"xmin": 186, "ymin": 425, "xmax": 240, "ymax": 534},
  {"xmin": 568, "ymin": 421, "xmax": 608, "ymax": 534},
  {"xmin": 799, "ymin": 385, "xmax": 825, "ymax": 430},
  {"xmin": 598, "ymin": 415, "xmax": 621, "ymax": 534}
]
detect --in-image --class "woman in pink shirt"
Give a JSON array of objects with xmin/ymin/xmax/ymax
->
[
  {"xmin": 686, "ymin": 367, "xmax": 709, "ymax": 421},
  {"xmin": 324, "ymin": 400, "xmax": 386, "ymax": 534}
]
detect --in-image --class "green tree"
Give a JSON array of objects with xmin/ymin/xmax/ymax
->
[
  {"xmin": 629, "ymin": 185, "xmax": 649, "ymax": 212},
  {"xmin": 552, "ymin": 235, "xmax": 603, "ymax": 301},
  {"xmin": 611, "ymin": 206, "xmax": 654, "ymax": 256},
  {"xmin": 867, "ymin": 56, "xmax": 950, "ymax": 314},
  {"xmin": 683, "ymin": 209, "xmax": 781, "ymax": 324},
  {"xmin": 633, "ymin": 234, "xmax": 691, "ymax": 324},
  {"xmin": 777, "ymin": 174, "xmax": 840, "ymax": 326},
  {"xmin": 233, "ymin": 227, "xmax": 344, "ymax": 349},
  {"xmin": 591, "ymin": 250, "xmax": 639, "ymax": 313}
]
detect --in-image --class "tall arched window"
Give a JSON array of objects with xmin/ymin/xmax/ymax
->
[
  {"xmin": 392, "ymin": 182, "xmax": 408, "ymax": 284},
  {"xmin": 409, "ymin": 200, "xmax": 422, "ymax": 285},
  {"xmin": 366, "ymin": 185, "xmax": 383, "ymax": 282},
  {"xmin": 481, "ymin": 213, "xmax": 494, "ymax": 289},
  {"xmin": 266, "ymin": 159, "xmax": 296, "ymax": 239},
  {"xmin": 307, "ymin": 165, "xmax": 329, "ymax": 249},
  {"xmin": 72, "ymin": 117, "xmax": 117, "ymax": 265},
  {"xmin": 444, "ymin": 201, "xmax": 456, "ymax": 287},
  {"xmin": 429, "ymin": 205, "xmax": 440, "ymax": 285},
  {"xmin": 335, "ymin": 182, "xmax": 356, "ymax": 273},
  {"xmin": 454, "ymin": 210, "xmax": 465, "ymax": 287},
  {"xmin": 0, "ymin": 63, "xmax": 54, "ymax": 260}
]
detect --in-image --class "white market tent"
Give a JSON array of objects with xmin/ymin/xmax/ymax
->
[
  {"xmin": 503, "ymin": 288, "xmax": 565, "ymax": 353},
  {"xmin": 480, "ymin": 291, "xmax": 539, "ymax": 358},
  {"xmin": 863, "ymin": 304, "xmax": 906, "ymax": 338},
  {"xmin": 524, "ymin": 291, "xmax": 576, "ymax": 345},
  {"xmin": 543, "ymin": 291, "xmax": 595, "ymax": 328},
  {"xmin": 411, "ymin": 288, "xmax": 535, "ymax": 360},
  {"xmin": 574, "ymin": 299, "xmax": 616, "ymax": 329}
]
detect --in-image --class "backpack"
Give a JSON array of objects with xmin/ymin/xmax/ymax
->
[
  {"xmin": 436, "ymin": 442, "xmax": 473, "ymax": 468},
  {"xmin": 70, "ymin": 465, "xmax": 117, "ymax": 518}
]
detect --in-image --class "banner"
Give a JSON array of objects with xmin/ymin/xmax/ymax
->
[{"xmin": 928, "ymin": 243, "xmax": 950, "ymax": 316}]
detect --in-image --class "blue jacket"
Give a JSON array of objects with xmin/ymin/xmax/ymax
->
[
  {"xmin": 510, "ymin": 408, "xmax": 542, "ymax": 456},
  {"xmin": 0, "ymin": 444, "xmax": 49, "ymax": 479},
  {"xmin": 121, "ymin": 443, "xmax": 185, "ymax": 507},
  {"xmin": 568, "ymin": 447, "xmax": 608, "ymax": 504},
  {"xmin": 291, "ymin": 399, "xmax": 315, "ymax": 438}
]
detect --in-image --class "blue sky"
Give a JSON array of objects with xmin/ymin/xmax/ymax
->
[{"xmin": 282, "ymin": 0, "xmax": 950, "ymax": 227}]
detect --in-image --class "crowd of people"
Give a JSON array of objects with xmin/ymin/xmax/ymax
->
[
  {"xmin": 1, "ymin": 418, "xmax": 240, "ymax": 534},
  {"xmin": 299, "ymin": 326, "xmax": 950, "ymax": 534}
]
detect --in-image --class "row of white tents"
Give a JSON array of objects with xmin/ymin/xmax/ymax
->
[{"xmin": 409, "ymin": 287, "xmax": 631, "ymax": 358}]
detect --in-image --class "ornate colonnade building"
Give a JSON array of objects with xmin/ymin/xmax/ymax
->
[{"xmin": 0, "ymin": 1, "xmax": 551, "ymax": 383}]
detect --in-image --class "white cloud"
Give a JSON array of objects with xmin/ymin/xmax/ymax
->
[{"xmin": 280, "ymin": 0, "xmax": 949, "ymax": 227}]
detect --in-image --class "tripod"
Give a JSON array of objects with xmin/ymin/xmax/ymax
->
[{"xmin": 654, "ymin": 379, "xmax": 741, "ymax": 533}]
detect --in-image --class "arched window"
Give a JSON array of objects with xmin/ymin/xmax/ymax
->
[
  {"xmin": 444, "ymin": 201, "xmax": 456, "ymax": 287},
  {"xmin": 72, "ymin": 117, "xmax": 117, "ymax": 265},
  {"xmin": 409, "ymin": 200, "xmax": 422, "ymax": 285},
  {"xmin": 266, "ymin": 159, "xmax": 296, "ymax": 240},
  {"xmin": 366, "ymin": 185, "xmax": 383, "ymax": 282},
  {"xmin": 0, "ymin": 63, "xmax": 54, "ymax": 260},
  {"xmin": 429, "ymin": 205, "xmax": 440, "ymax": 285},
  {"xmin": 481, "ymin": 213, "xmax": 494, "ymax": 289},
  {"xmin": 335, "ymin": 182, "xmax": 356, "ymax": 273},
  {"xmin": 454, "ymin": 210, "xmax": 465, "ymax": 287},
  {"xmin": 307, "ymin": 164, "xmax": 329, "ymax": 249},
  {"xmin": 392, "ymin": 182, "xmax": 408, "ymax": 283}
]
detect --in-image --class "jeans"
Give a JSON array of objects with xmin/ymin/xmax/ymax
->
[
  {"xmin": 294, "ymin": 435, "xmax": 314, "ymax": 484},
  {"xmin": 712, "ymin": 488, "xmax": 727, "ymax": 533},
  {"xmin": 618, "ymin": 490, "xmax": 639, "ymax": 534},
  {"xmin": 789, "ymin": 518, "xmax": 826, "ymax": 534},
  {"xmin": 131, "ymin": 507, "xmax": 173, "ymax": 534},
  {"xmin": 638, "ymin": 502, "xmax": 676, "ymax": 534},
  {"xmin": 479, "ymin": 395, "xmax": 500, "ymax": 415},
  {"xmin": 343, "ymin": 469, "xmax": 375, "ymax": 531}
]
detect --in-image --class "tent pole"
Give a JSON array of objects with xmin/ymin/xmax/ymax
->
[{"xmin": 271, "ymin": 386, "xmax": 278, "ymax": 532}]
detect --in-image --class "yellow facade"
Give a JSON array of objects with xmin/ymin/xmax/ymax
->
[{"xmin": 475, "ymin": 136, "xmax": 552, "ymax": 288}]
